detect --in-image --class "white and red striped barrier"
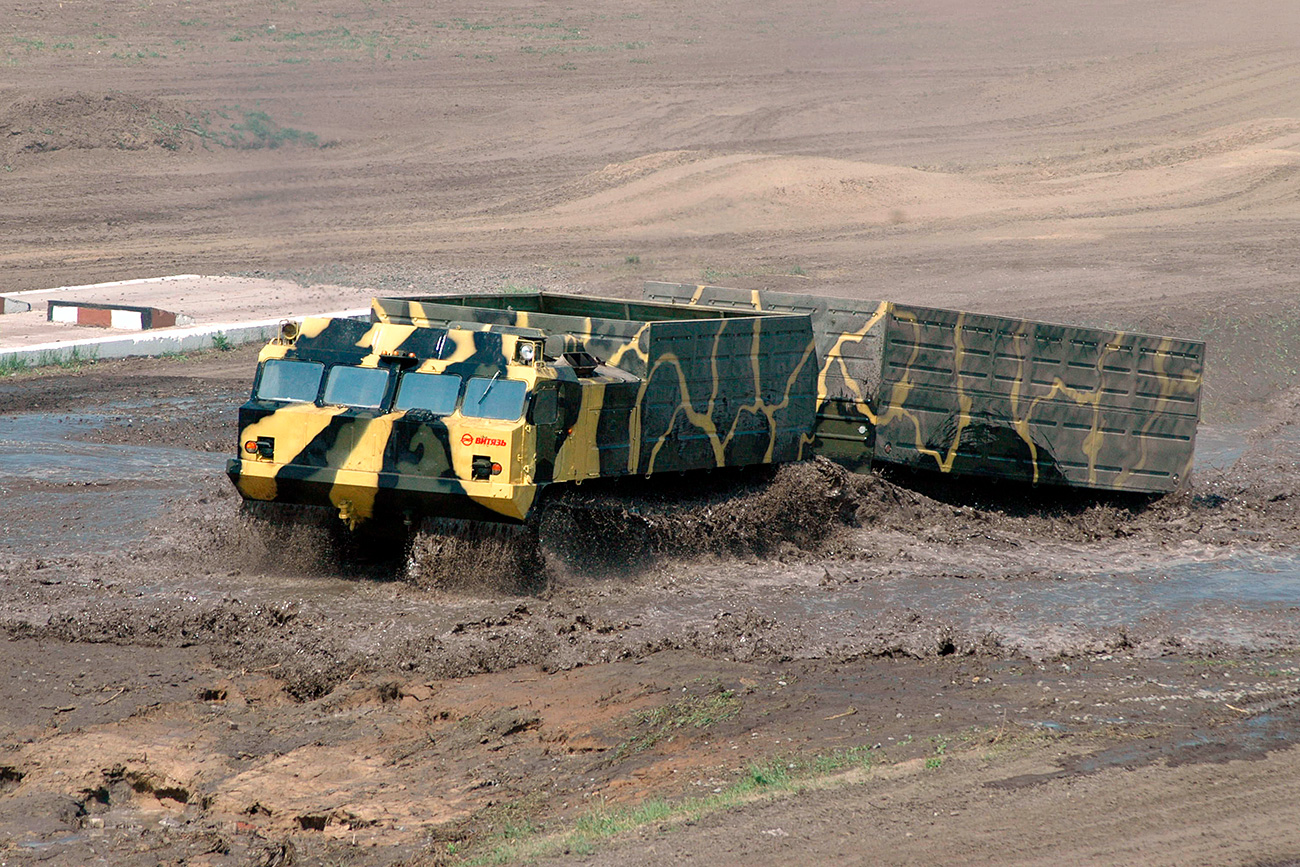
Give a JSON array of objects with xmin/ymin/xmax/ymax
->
[{"xmin": 47, "ymin": 301, "xmax": 193, "ymax": 331}]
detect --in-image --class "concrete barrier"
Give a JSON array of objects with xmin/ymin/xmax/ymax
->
[{"xmin": 47, "ymin": 300, "xmax": 194, "ymax": 330}]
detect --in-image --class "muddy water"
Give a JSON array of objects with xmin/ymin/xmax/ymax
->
[
  {"xmin": 0, "ymin": 411, "xmax": 227, "ymax": 557},
  {"xmin": 2, "ymin": 402, "xmax": 1298, "ymax": 665},
  {"xmin": 583, "ymin": 546, "xmax": 1300, "ymax": 664},
  {"xmin": 833, "ymin": 550, "xmax": 1300, "ymax": 658},
  {"xmin": 1194, "ymin": 423, "xmax": 1300, "ymax": 471}
]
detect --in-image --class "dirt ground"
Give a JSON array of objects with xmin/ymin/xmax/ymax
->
[{"xmin": 4, "ymin": 0, "xmax": 1300, "ymax": 864}]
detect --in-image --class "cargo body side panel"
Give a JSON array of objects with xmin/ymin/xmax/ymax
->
[
  {"xmin": 633, "ymin": 316, "xmax": 818, "ymax": 475},
  {"xmin": 875, "ymin": 305, "xmax": 1202, "ymax": 493},
  {"xmin": 644, "ymin": 282, "xmax": 888, "ymax": 472},
  {"xmin": 647, "ymin": 282, "xmax": 1204, "ymax": 493}
]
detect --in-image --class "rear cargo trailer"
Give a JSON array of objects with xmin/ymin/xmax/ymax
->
[{"xmin": 644, "ymin": 282, "xmax": 1203, "ymax": 494}]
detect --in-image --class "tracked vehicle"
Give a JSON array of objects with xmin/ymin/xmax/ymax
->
[
  {"xmin": 227, "ymin": 283, "xmax": 1204, "ymax": 529},
  {"xmin": 228, "ymin": 292, "xmax": 819, "ymax": 528}
]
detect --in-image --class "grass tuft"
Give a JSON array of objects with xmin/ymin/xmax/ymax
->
[
  {"xmin": 226, "ymin": 109, "xmax": 319, "ymax": 148},
  {"xmin": 0, "ymin": 345, "xmax": 99, "ymax": 376},
  {"xmin": 467, "ymin": 741, "xmax": 878, "ymax": 864},
  {"xmin": 612, "ymin": 688, "xmax": 741, "ymax": 760},
  {"xmin": 147, "ymin": 106, "xmax": 324, "ymax": 151},
  {"xmin": 0, "ymin": 355, "xmax": 29, "ymax": 376}
]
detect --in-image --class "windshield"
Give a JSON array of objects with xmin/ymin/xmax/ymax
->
[
  {"xmin": 462, "ymin": 376, "xmax": 527, "ymax": 421},
  {"xmin": 394, "ymin": 372, "xmax": 461, "ymax": 415},
  {"xmin": 322, "ymin": 365, "xmax": 390, "ymax": 409},
  {"xmin": 256, "ymin": 359, "xmax": 324, "ymax": 403}
]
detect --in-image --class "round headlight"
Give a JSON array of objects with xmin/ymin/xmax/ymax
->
[{"xmin": 519, "ymin": 342, "xmax": 536, "ymax": 363}]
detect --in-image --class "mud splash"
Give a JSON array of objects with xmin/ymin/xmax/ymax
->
[
  {"xmin": 399, "ymin": 459, "xmax": 859, "ymax": 592},
  {"xmin": 2, "ymin": 387, "xmax": 1300, "ymax": 701}
]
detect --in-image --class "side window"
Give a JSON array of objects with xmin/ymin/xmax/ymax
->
[
  {"xmin": 322, "ymin": 365, "xmax": 390, "ymax": 409},
  {"xmin": 528, "ymin": 387, "xmax": 558, "ymax": 425},
  {"xmin": 256, "ymin": 359, "xmax": 324, "ymax": 403},
  {"xmin": 463, "ymin": 376, "xmax": 527, "ymax": 421},
  {"xmin": 394, "ymin": 372, "xmax": 461, "ymax": 415}
]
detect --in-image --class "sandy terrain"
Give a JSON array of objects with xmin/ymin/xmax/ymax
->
[{"xmin": 3, "ymin": 0, "xmax": 1300, "ymax": 864}]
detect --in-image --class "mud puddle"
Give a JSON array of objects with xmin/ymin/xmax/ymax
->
[
  {"xmin": 1195, "ymin": 422, "xmax": 1300, "ymax": 471},
  {"xmin": 838, "ymin": 549, "xmax": 1300, "ymax": 654},
  {"xmin": 1, "ymin": 391, "xmax": 1298, "ymax": 674},
  {"xmin": 0, "ymin": 411, "xmax": 227, "ymax": 556},
  {"xmin": 561, "ymin": 547, "xmax": 1300, "ymax": 667}
]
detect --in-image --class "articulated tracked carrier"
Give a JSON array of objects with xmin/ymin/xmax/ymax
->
[{"xmin": 227, "ymin": 283, "xmax": 1203, "ymax": 529}]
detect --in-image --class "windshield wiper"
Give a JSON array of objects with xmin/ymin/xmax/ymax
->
[{"xmin": 477, "ymin": 370, "xmax": 501, "ymax": 403}]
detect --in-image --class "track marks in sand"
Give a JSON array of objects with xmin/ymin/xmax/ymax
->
[{"xmin": 460, "ymin": 121, "xmax": 1300, "ymax": 241}]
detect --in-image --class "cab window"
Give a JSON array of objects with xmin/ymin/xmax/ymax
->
[
  {"xmin": 256, "ymin": 359, "xmax": 324, "ymax": 403},
  {"xmin": 463, "ymin": 376, "xmax": 527, "ymax": 421},
  {"xmin": 322, "ymin": 365, "xmax": 390, "ymax": 409},
  {"xmin": 529, "ymin": 387, "xmax": 558, "ymax": 425},
  {"xmin": 394, "ymin": 372, "xmax": 461, "ymax": 415}
]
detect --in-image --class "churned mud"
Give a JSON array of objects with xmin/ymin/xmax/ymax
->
[{"xmin": 2, "ymin": 348, "xmax": 1300, "ymax": 865}]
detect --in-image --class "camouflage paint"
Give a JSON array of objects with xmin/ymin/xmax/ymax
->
[
  {"xmin": 229, "ymin": 284, "xmax": 1203, "ymax": 530},
  {"xmin": 229, "ymin": 315, "xmax": 550, "ymax": 526},
  {"xmin": 373, "ymin": 293, "xmax": 819, "ymax": 478},
  {"xmin": 230, "ymin": 294, "xmax": 819, "ymax": 526},
  {"xmin": 645, "ymin": 282, "xmax": 1203, "ymax": 494}
]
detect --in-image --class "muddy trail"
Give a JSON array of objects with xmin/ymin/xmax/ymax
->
[{"xmin": 1, "ymin": 361, "xmax": 1298, "ymax": 696}]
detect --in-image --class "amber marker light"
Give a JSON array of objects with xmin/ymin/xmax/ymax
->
[
  {"xmin": 491, "ymin": 462, "xmax": 503, "ymax": 475},
  {"xmin": 244, "ymin": 440, "xmax": 259, "ymax": 454}
]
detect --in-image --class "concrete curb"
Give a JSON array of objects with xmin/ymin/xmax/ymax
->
[
  {"xmin": 47, "ymin": 300, "xmax": 193, "ymax": 330},
  {"xmin": 0, "ymin": 308, "xmax": 369, "ymax": 370}
]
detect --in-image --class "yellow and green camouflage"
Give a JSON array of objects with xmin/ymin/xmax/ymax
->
[
  {"xmin": 228, "ymin": 283, "xmax": 1203, "ymax": 529},
  {"xmin": 644, "ymin": 282, "xmax": 1203, "ymax": 493},
  {"xmin": 228, "ymin": 293, "xmax": 819, "ymax": 527}
]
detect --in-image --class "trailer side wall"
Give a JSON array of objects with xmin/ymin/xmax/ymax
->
[{"xmin": 646, "ymin": 282, "xmax": 1204, "ymax": 493}]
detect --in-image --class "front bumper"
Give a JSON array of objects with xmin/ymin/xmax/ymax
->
[{"xmin": 227, "ymin": 457, "xmax": 540, "ymax": 525}]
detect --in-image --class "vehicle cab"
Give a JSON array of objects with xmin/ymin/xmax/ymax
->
[{"xmin": 227, "ymin": 316, "xmax": 558, "ymax": 527}]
